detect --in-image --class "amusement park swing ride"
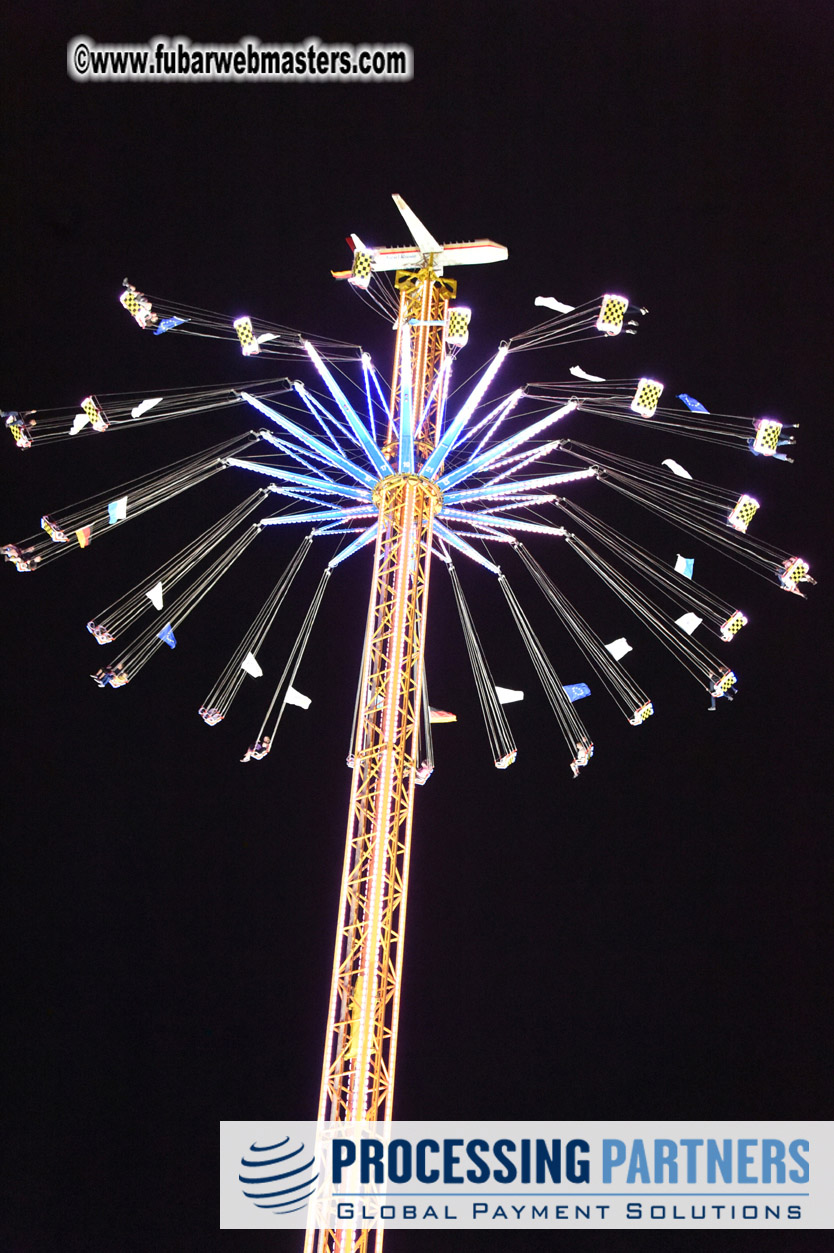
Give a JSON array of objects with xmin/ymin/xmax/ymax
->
[{"xmin": 2, "ymin": 195, "xmax": 814, "ymax": 1251}]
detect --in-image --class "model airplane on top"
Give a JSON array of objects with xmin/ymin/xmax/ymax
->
[{"xmin": 332, "ymin": 193, "xmax": 508, "ymax": 284}]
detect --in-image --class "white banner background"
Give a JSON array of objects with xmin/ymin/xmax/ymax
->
[{"xmin": 221, "ymin": 1120, "xmax": 833, "ymax": 1230}]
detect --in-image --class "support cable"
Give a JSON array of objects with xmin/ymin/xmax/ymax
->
[
  {"xmin": 506, "ymin": 295, "xmax": 647, "ymax": 353},
  {"xmin": 87, "ymin": 489, "xmax": 271, "ymax": 642},
  {"xmin": 560, "ymin": 440, "xmax": 813, "ymax": 590},
  {"xmin": 552, "ymin": 497, "xmax": 748, "ymax": 642},
  {"xmin": 415, "ymin": 667, "xmax": 435, "ymax": 784},
  {"xmin": 247, "ymin": 567, "xmax": 332, "ymax": 755},
  {"xmin": 513, "ymin": 542, "xmax": 653, "ymax": 724},
  {"xmin": 199, "ymin": 533, "xmax": 314, "ymax": 724},
  {"xmin": 90, "ymin": 525, "xmax": 263, "ymax": 687},
  {"xmin": 564, "ymin": 533, "xmax": 737, "ymax": 695},
  {"xmin": 118, "ymin": 282, "xmax": 361, "ymax": 360},
  {"xmin": 443, "ymin": 553, "xmax": 517, "ymax": 769},
  {"xmin": 526, "ymin": 379, "xmax": 796, "ymax": 452},
  {"xmin": 3, "ymin": 378, "xmax": 291, "ymax": 447},
  {"xmin": 4, "ymin": 432, "xmax": 260, "ymax": 572},
  {"xmin": 498, "ymin": 573, "xmax": 595, "ymax": 775}
]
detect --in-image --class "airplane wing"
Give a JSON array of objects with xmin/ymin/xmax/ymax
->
[{"xmin": 392, "ymin": 193, "xmax": 442, "ymax": 253}]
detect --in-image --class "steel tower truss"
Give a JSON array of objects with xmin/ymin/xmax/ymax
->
[
  {"xmin": 387, "ymin": 266, "xmax": 456, "ymax": 455},
  {"xmin": 308, "ymin": 269, "xmax": 450, "ymax": 1253}
]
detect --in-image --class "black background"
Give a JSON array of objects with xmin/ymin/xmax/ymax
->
[{"xmin": 3, "ymin": 2, "xmax": 832, "ymax": 1249}]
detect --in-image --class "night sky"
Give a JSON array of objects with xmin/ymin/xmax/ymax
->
[{"xmin": 3, "ymin": 3, "xmax": 832, "ymax": 1250}]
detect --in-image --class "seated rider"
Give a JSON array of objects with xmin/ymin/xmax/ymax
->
[
  {"xmin": 747, "ymin": 418, "xmax": 796, "ymax": 462},
  {"xmin": 707, "ymin": 672, "xmax": 737, "ymax": 711},
  {"xmin": 122, "ymin": 282, "xmax": 159, "ymax": 329},
  {"xmin": 777, "ymin": 557, "xmax": 816, "ymax": 595},
  {"xmin": 86, "ymin": 620, "xmax": 115, "ymax": 644},
  {"xmin": 3, "ymin": 410, "xmax": 37, "ymax": 447},
  {"xmin": 570, "ymin": 737, "xmax": 594, "ymax": 777},
  {"xmin": 241, "ymin": 734, "xmax": 271, "ymax": 762},
  {"xmin": 414, "ymin": 759, "xmax": 433, "ymax": 786},
  {"xmin": 2, "ymin": 542, "xmax": 41, "ymax": 571},
  {"xmin": 108, "ymin": 663, "xmax": 129, "ymax": 687},
  {"xmin": 90, "ymin": 663, "xmax": 129, "ymax": 688}
]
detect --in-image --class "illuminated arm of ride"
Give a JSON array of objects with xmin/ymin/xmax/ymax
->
[
  {"xmin": 432, "ymin": 520, "xmax": 502, "ymax": 574},
  {"xmin": 260, "ymin": 506, "xmax": 377, "ymax": 527},
  {"xmin": 241, "ymin": 395, "xmax": 379, "ymax": 489},
  {"xmin": 225, "ymin": 456, "xmax": 371, "ymax": 501},
  {"xmin": 293, "ymin": 381, "xmax": 356, "ymax": 454},
  {"xmin": 444, "ymin": 466, "xmax": 595, "ymax": 505},
  {"xmin": 360, "ymin": 353, "xmax": 378, "ymax": 444},
  {"xmin": 470, "ymin": 388, "xmax": 526, "ymax": 455},
  {"xmin": 440, "ymin": 507, "xmax": 569, "ymax": 539},
  {"xmin": 304, "ymin": 341, "xmax": 393, "ymax": 480},
  {"xmin": 420, "ymin": 346, "xmax": 510, "ymax": 479},
  {"xmin": 326, "ymin": 523, "xmax": 379, "ymax": 568},
  {"xmin": 436, "ymin": 401, "xmax": 577, "ymax": 492}
]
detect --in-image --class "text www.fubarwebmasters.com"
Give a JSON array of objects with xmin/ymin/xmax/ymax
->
[{"xmin": 68, "ymin": 36, "xmax": 413, "ymax": 83}]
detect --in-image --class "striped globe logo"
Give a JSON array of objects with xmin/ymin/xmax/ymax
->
[{"xmin": 239, "ymin": 1134, "xmax": 319, "ymax": 1215}]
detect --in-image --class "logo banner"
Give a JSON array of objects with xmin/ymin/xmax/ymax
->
[{"xmin": 220, "ymin": 1120, "xmax": 833, "ymax": 1230}]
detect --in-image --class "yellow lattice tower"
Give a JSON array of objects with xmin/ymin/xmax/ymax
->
[
  {"xmin": 306, "ymin": 266, "xmax": 447, "ymax": 1253},
  {"xmin": 304, "ymin": 197, "xmax": 508, "ymax": 1251},
  {"xmin": 385, "ymin": 265, "xmax": 456, "ymax": 459}
]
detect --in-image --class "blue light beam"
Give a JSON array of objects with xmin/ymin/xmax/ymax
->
[
  {"xmin": 420, "ymin": 346, "xmax": 509, "ymax": 480},
  {"xmin": 241, "ymin": 395, "xmax": 379, "ymax": 490},
  {"xmin": 304, "ymin": 341, "xmax": 392, "ymax": 480},
  {"xmin": 436, "ymin": 401, "xmax": 577, "ymax": 493}
]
